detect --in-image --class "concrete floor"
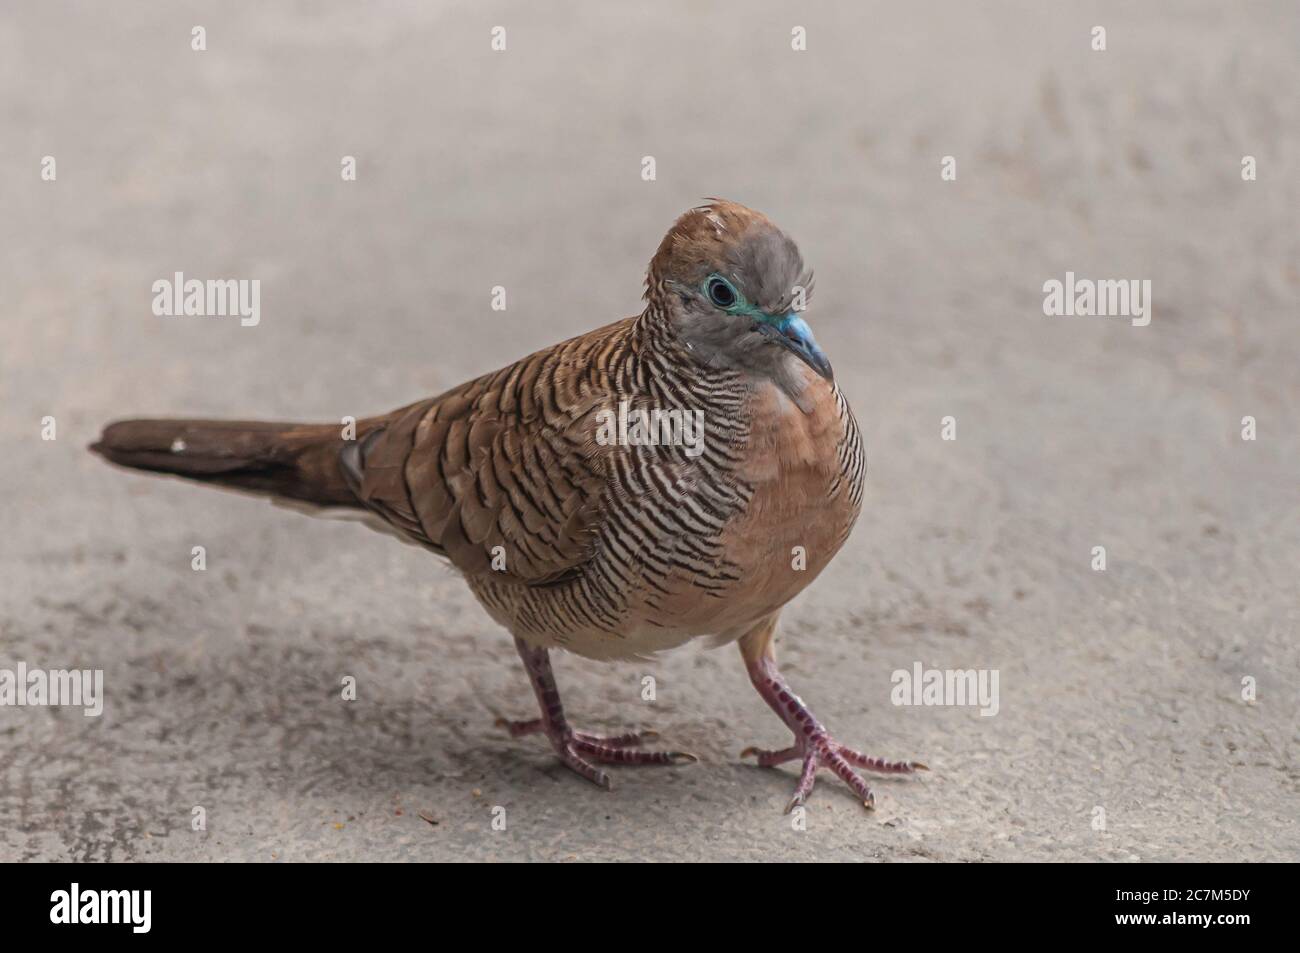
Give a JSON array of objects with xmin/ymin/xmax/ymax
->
[{"xmin": 1, "ymin": 1, "xmax": 1297, "ymax": 861}]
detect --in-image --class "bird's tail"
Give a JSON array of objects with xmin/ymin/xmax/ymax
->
[{"xmin": 89, "ymin": 418, "xmax": 362, "ymax": 507}]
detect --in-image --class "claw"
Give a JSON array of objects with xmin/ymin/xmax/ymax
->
[
  {"xmin": 556, "ymin": 745, "xmax": 613, "ymax": 790},
  {"xmin": 573, "ymin": 728, "xmax": 659, "ymax": 749},
  {"xmin": 499, "ymin": 715, "xmax": 692, "ymax": 784},
  {"xmin": 740, "ymin": 745, "xmax": 800, "ymax": 767},
  {"xmin": 495, "ymin": 716, "xmax": 543, "ymax": 738},
  {"xmin": 505, "ymin": 637, "xmax": 693, "ymax": 790},
  {"xmin": 739, "ymin": 636, "xmax": 923, "ymax": 813},
  {"xmin": 749, "ymin": 743, "xmax": 921, "ymax": 811}
]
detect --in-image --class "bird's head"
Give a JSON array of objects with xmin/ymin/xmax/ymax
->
[{"xmin": 645, "ymin": 199, "xmax": 830, "ymax": 383}]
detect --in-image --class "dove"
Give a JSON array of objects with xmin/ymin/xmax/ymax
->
[{"xmin": 91, "ymin": 200, "xmax": 924, "ymax": 811}]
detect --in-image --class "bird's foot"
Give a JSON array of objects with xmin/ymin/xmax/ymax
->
[
  {"xmin": 741, "ymin": 732, "xmax": 926, "ymax": 812},
  {"xmin": 496, "ymin": 717, "xmax": 697, "ymax": 790},
  {"xmin": 735, "ymin": 618, "xmax": 927, "ymax": 813}
]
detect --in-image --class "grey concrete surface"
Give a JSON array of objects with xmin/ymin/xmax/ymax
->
[{"xmin": 1, "ymin": 1, "xmax": 1297, "ymax": 862}]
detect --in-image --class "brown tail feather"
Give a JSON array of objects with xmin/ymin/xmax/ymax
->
[{"xmin": 89, "ymin": 418, "xmax": 361, "ymax": 507}]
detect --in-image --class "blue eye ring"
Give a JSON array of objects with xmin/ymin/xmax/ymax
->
[{"xmin": 704, "ymin": 274, "xmax": 740, "ymax": 310}]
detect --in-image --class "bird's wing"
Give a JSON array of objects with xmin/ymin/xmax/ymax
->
[{"xmin": 341, "ymin": 333, "xmax": 620, "ymax": 587}]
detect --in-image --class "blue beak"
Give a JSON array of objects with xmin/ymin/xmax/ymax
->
[{"xmin": 761, "ymin": 313, "xmax": 833, "ymax": 381}]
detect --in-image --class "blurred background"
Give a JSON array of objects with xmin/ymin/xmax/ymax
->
[{"xmin": 1, "ymin": 1, "xmax": 1296, "ymax": 861}]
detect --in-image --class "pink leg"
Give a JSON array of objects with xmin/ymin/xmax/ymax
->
[
  {"xmin": 503, "ymin": 637, "xmax": 696, "ymax": 788},
  {"xmin": 496, "ymin": 718, "xmax": 659, "ymax": 749},
  {"xmin": 738, "ymin": 618, "xmax": 925, "ymax": 812}
]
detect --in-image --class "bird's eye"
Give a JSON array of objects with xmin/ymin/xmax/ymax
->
[{"xmin": 706, "ymin": 276, "xmax": 738, "ymax": 309}]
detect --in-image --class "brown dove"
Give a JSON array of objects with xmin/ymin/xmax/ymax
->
[{"xmin": 91, "ymin": 200, "xmax": 924, "ymax": 811}]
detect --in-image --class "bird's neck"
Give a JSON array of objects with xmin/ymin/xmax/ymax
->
[{"xmin": 630, "ymin": 301, "xmax": 822, "ymax": 415}]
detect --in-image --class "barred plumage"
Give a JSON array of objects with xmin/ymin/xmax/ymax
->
[{"xmin": 91, "ymin": 200, "xmax": 918, "ymax": 809}]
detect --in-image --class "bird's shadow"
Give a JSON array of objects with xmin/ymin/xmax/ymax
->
[{"xmin": 62, "ymin": 622, "xmax": 721, "ymax": 816}]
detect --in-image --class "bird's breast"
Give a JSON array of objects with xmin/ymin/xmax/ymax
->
[
  {"xmin": 715, "ymin": 377, "xmax": 864, "ymax": 617},
  {"xmin": 486, "ymin": 367, "xmax": 865, "ymax": 661}
]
